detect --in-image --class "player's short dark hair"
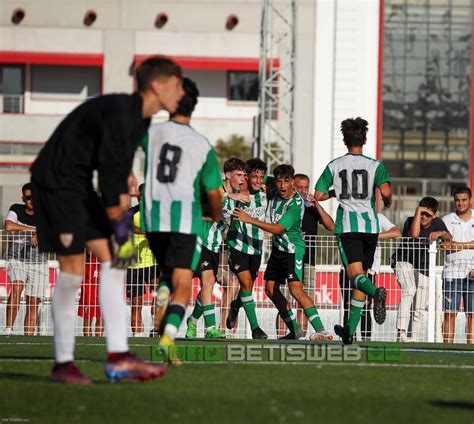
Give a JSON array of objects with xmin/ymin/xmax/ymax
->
[
  {"xmin": 171, "ymin": 77, "xmax": 199, "ymax": 118},
  {"xmin": 273, "ymin": 164, "xmax": 295, "ymax": 179},
  {"xmin": 135, "ymin": 56, "xmax": 182, "ymax": 92},
  {"xmin": 419, "ymin": 196, "xmax": 438, "ymax": 212},
  {"xmin": 246, "ymin": 158, "xmax": 267, "ymax": 174},
  {"xmin": 138, "ymin": 183, "xmax": 145, "ymax": 194},
  {"xmin": 22, "ymin": 183, "xmax": 32, "ymax": 194},
  {"xmin": 294, "ymin": 173, "xmax": 309, "ymax": 182},
  {"xmin": 341, "ymin": 117, "xmax": 369, "ymax": 148},
  {"xmin": 453, "ymin": 186, "xmax": 472, "ymax": 199},
  {"xmin": 224, "ymin": 157, "xmax": 246, "ymax": 173}
]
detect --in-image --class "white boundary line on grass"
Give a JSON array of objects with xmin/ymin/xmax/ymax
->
[
  {"xmin": 1, "ymin": 359, "xmax": 474, "ymax": 370},
  {"xmin": 2, "ymin": 342, "xmax": 474, "ymax": 356}
]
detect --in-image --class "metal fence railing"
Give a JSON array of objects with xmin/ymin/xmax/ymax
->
[{"xmin": 1, "ymin": 230, "xmax": 473, "ymax": 343}]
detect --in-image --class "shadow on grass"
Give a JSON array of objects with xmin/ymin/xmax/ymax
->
[
  {"xmin": 0, "ymin": 372, "xmax": 49, "ymax": 382},
  {"xmin": 431, "ymin": 400, "xmax": 474, "ymax": 410}
]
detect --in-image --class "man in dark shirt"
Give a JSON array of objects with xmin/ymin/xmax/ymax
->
[
  {"xmin": 4, "ymin": 183, "xmax": 48, "ymax": 336},
  {"xmin": 393, "ymin": 196, "xmax": 451, "ymax": 342},
  {"xmin": 30, "ymin": 56, "xmax": 184, "ymax": 384}
]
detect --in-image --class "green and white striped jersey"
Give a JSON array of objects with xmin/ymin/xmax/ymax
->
[
  {"xmin": 267, "ymin": 192, "xmax": 306, "ymax": 254},
  {"xmin": 315, "ymin": 153, "xmax": 390, "ymax": 234},
  {"xmin": 227, "ymin": 189, "xmax": 267, "ymax": 255},
  {"xmin": 202, "ymin": 193, "xmax": 233, "ymax": 253},
  {"xmin": 140, "ymin": 121, "xmax": 222, "ymax": 235}
]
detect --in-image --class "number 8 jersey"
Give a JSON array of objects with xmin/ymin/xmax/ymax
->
[
  {"xmin": 140, "ymin": 120, "xmax": 222, "ymax": 235},
  {"xmin": 315, "ymin": 153, "xmax": 390, "ymax": 234}
]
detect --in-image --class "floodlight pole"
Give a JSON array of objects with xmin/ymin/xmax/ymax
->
[{"xmin": 256, "ymin": 0, "xmax": 297, "ymax": 170}]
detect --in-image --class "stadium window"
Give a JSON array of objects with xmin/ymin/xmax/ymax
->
[
  {"xmin": 31, "ymin": 65, "xmax": 101, "ymax": 101},
  {"xmin": 0, "ymin": 65, "xmax": 25, "ymax": 113},
  {"xmin": 227, "ymin": 71, "xmax": 259, "ymax": 101}
]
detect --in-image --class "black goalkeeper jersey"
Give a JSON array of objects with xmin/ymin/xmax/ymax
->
[{"xmin": 30, "ymin": 93, "xmax": 150, "ymax": 207}]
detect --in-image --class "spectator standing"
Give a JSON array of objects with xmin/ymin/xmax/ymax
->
[
  {"xmin": 440, "ymin": 186, "xmax": 474, "ymax": 344},
  {"xmin": 4, "ymin": 183, "xmax": 48, "ymax": 336},
  {"xmin": 126, "ymin": 184, "xmax": 160, "ymax": 337}
]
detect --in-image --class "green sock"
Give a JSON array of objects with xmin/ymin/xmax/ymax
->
[
  {"xmin": 164, "ymin": 303, "xmax": 185, "ymax": 340},
  {"xmin": 304, "ymin": 306, "xmax": 324, "ymax": 331},
  {"xmin": 190, "ymin": 293, "xmax": 203, "ymax": 323},
  {"xmin": 203, "ymin": 303, "xmax": 216, "ymax": 329},
  {"xmin": 345, "ymin": 296, "xmax": 365, "ymax": 336},
  {"xmin": 239, "ymin": 290, "xmax": 259, "ymax": 330},
  {"xmin": 280, "ymin": 310, "xmax": 299, "ymax": 333},
  {"xmin": 353, "ymin": 275, "xmax": 376, "ymax": 297}
]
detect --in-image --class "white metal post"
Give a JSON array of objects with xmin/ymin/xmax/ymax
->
[{"xmin": 427, "ymin": 241, "xmax": 438, "ymax": 342}]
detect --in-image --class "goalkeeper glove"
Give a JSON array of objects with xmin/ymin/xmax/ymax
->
[{"xmin": 111, "ymin": 210, "xmax": 137, "ymax": 269}]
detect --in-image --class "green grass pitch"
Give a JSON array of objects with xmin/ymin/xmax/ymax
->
[{"xmin": 1, "ymin": 336, "xmax": 473, "ymax": 424}]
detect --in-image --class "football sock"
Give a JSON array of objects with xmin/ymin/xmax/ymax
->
[
  {"xmin": 346, "ymin": 296, "xmax": 365, "ymax": 336},
  {"xmin": 190, "ymin": 293, "xmax": 203, "ymax": 323},
  {"xmin": 280, "ymin": 309, "xmax": 299, "ymax": 333},
  {"xmin": 100, "ymin": 262, "xmax": 128, "ymax": 353},
  {"xmin": 163, "ymin": 303, "xmax": 186, "ymax": 341},
  {"xmin": 304, "ymin": 306, "xmax": 324, "ymax": 331},
  {"xmin": 352, "ymin": 274, "xmax": 376, "ymax": 297},
  {"xmin": 52, "ymin": 271, "xmax": 82, "ymax": 363},
  {"xmin": 239, "ymin": 290, "xmax": 259, "ymax": 330},
  {"xmin": 203, "ymin": 303, "xmax": 217, "ymax": 329}
]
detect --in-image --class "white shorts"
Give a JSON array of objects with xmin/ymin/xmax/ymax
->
[{"xmin": 6, "ymin": 259, "xmax": 50, "ymax": 299}]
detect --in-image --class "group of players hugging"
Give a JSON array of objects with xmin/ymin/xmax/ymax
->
[{"xmin": 30, "ymin": 55, "xmax": 391, "ymax": 384}]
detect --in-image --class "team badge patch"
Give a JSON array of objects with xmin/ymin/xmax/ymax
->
[{"xmin": 59, "ymin": 233, "xmax": 74, "ymax": 248}]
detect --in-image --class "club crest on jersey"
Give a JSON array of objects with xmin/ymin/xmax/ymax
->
[
  {"xmin": 59, "ymin": 233, "xmax": 74, "ymax": 248},
  {"xmin": 242, "ymin": 205, "xmax": 266, "ymax": 219}
]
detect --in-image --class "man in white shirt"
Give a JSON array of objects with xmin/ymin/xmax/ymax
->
[{"xmin": 441, "ymin": 186, "xmax": 474, "ymax": 344}]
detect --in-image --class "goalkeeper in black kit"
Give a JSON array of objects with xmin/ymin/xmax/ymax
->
[{"xmin": 30, "ymin": 56, "xmax": 184, "ymax": 384}]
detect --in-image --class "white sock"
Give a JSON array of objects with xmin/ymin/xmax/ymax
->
[
  {"xmin": 99, "ymin": 262, "xmax": 128, "ymax": 353},
  {"xmin": 52, "ymin": 272, "xmax": 82, "ymax": 363}
]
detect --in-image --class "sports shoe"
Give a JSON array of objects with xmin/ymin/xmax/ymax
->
[
  {"xmin": 396, "ymin": 330, "xmax": 412, "ymax": 343},
  {"xmin": 309, "ymin": 329, "xmax": 333, "ymax": 342},
  {"xmin": 226, "ymin": 300, "xmax": 240, "ymax": 330},
  {"xmin": 278, "ymin": 331, "xmax": 296, "ymax": 340},
  {"xmin": 153, "ymin": 286, "xmax": 170, "ymax": 335},
  {"xmin": 373, "ymin": 287, "xmax": 387, "ymax": 325},
  {"xmin": 334, "ymin": 324, "xmax": 353, "ymax": 345},
  {"xmin": 251, "ymin": 327, "xmax": 268, "ymax": 339},
  {"xmin": 3, "ymin": 327, "xmax": 13, "ymax": 336},
  {"xmin": 158, "ymin": 334, "xmax": 182, "ymax": 366},
  {"xmin": 205, "ymin": 326, "xmax": 226, "ymax": 339},
  {"xmin": 105, "ymin": 353, "xmax": 166, "ymax": 383},
  {"xmin": 296, "ymin": 328, "xmax": 307, "ymax": 340},
  {"xmin": 185, "ymin": 319, "xmax": 197, "ymax": 339},
  {"xmin": 51, "ymin": 361, "xmax": 92, "ymax": 385}
]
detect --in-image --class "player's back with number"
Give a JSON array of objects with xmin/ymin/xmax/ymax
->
[
  {"xmin": 316, "ymin": 153, "xmax": 389, "ymax": 234},
  {"xmin": 141, "ymin": 120, "xmax": 219, "ymax": 235}
]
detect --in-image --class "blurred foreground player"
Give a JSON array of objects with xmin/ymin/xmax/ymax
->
[
  {"xmin": 141, "ymin": 77, "xmax": 222, "ymax": 362},
  {"xmin": 30, "ymin": 56, "xmax": 184, "ymax": 383}
]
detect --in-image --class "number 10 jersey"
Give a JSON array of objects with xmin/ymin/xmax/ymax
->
[
  {"xmin": 315, "ymin": 153, "xmax": 390, "ymax": 234},
  {"xmin": 140, "ymin": 120, "xmax": 222, "ymax": 235}
]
